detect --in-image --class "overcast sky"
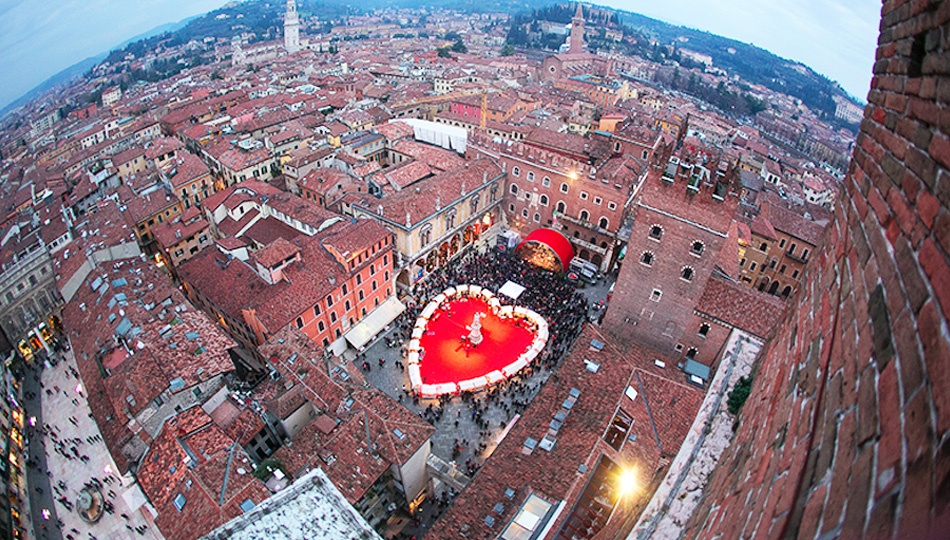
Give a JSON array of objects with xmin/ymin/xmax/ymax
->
[{"xmin": 0, "ymin": 0, "xmax": 882, "ymax": 111}]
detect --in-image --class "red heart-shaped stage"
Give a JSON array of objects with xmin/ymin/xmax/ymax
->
[{"xmin": 406, "ymin": 286, "xmax": 549, "ymax": 397}]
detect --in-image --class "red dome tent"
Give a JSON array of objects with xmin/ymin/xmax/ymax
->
[{"xmin": 515, "ymin": 228, "xmax": 575, "ymax": 272}]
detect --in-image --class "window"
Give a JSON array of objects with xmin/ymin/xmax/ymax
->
[
  {"xmin": 598, "ymin": 217, "xmax": 609, "ymax": 229},
  {"xmin": 681, "ymin": 267, "xmax": 694, "ymax": 281},
  {"xmin": 358, "ymin": 290, "xmax": 365, "ymax": 301},
  {"xmin": 533, "ymin": 213, "xmax": 541, "ymax": 222},
  {"xmin": 342, "ymin": 284, "xmax": 348, "ymax": 295},
  {"xmin": 344, "ymin": 300, "xmax": 351, "ymax": 311},
  {"xmin": 542, "ymin": 176, "xmax": 551, "ymax": 187},
  {"xmin": 174, "ymin": 494, "xmax": 187, "ymax": 512},
  {"xmin": 780, "ymin": 264, "xmax": 787, "ymax": 274},
  {"xmin": 330, "ymin": 312, "xmax": 337, "ymax": 322},
  {"xmin": 295, "ymin": 317, "xmax": 304, "ymax": 329},
  {"xmin": 699, "ymin": 323, "xmax": 710, "ymax": 337},
  {"xmin": 327, "ymin": 296, "xmax": 334, "ymax": 308},
  {"xmin": 792, "ymin": 270, "xmax": 800, "ymax": 279},
  {"xmin": 512, "ymin": 166, "xmax": 520, "ymax": 176},
  {"xmin": 789, "ymin": 243, "xmax": 797, "ymax": 255},
  {"xmin": 560, "ymin": 182, "xmax": 569, "ymax": 193},
  {"xmin": 372, "ymin": 280, "xmax": 378, "ymax": 291},
  {"xmin": 556, "ymin": 201, "xmax": 566, "ymax": 214},
  {"xmin": 686, "ymin": 347, "xmax": 698, "ymax": 360},
  {"xmin": 356, "ymin": 274, "xmax": 362, "ymax": 285},
  {"xmin": 522, "ymin": 208, "xmax": 529, "ymax": 218},
  {"xmin": 650, "ymin": 289, "xmax": 662, "ymax": 302},
  {"xmin": 318, "ymin": 321, "xmax": 325, "ymax": 332},
  {"xmin": 740, "ymin": 258, "xmax": 747, "ymax": 267},
  {"xmin": 385, "ymin": 271, "xmax": 389, "ymax": 280},
  {"xmin": 759, "ymin": 243, "xmax": 768, "ymax": 251},
  {"xmin": 750, "ymin": 262, "xmax": 758, "ymax": 271},
  {"xmin": 580, "ymin": 191, "xmax": 589, "ymax": 200},
  {"xmin": 383, "ymin": 254, "xmax": 388, "ymax": 265},
  {"xmin": 524, "ymin": 191, "xmax": 531, "ymax": 201},
  {"xmin": 649, "ymin": 225, "xmax": 663, "ymax": 240},
  {"xmin": 642, "ymin": 149, "xmax": 649, "ymax": 160},
  {"xmin": 509, "ymin": 203, "xmax": 515, "ymax": 212},
  {"xmin": 779, "ymin": 238, "xmax": 786, "ymax": 248},
  {"xmin": 593, "ymin": 196, "xmax": 602, "ymax": 205},
  {"xmin": 691, "ymin": 241, "xmax": 705, "ymax": 256},
  {"xmin": 640, "ymin": 252, "xmax": 654, "ymax": 266},
  {"xmin": 527, "ymin": 171, "xmax": 535, "ymax": 182},
  {"xmin": 370, "ymin": 264, "xmax": 376, "ymax": 275},
  {"xmin": 539, "ymin": 194, "xmax": 549, "ymax": 206},
  {"xmin": 579, "ymin": 210, "xmax": 589, "ymax": 222},
  {"xmin": 802, "ymin": 248, "xmax": 810, "ymax": 260},
  {"xmin": 510, "ymin": 184, "xmax": 519, "ymax": 195}
]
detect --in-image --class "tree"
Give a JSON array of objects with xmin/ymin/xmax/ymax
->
[
  {"xmin": 451, "ymin": 37, "xmax": 467, "ymax": 54},
  {"xmin": 437, "ymin": 47, "xmax": 452, "ymax": 58},
  {"xmin": 500, "ymin": 44, "xmax": 515, "ymax": 56}
]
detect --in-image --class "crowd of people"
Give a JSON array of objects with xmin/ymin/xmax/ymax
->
[{"xmin": 388, "ymin": 249, "xmax": 591, "ymax": 458}]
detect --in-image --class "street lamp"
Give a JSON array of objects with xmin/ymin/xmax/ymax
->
[{"xmin": 616, "ymin": 466, "xmax": 638, "ymax": 497}]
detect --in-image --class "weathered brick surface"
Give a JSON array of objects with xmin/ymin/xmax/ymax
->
[{"xmin": 679, "ymin": 1, "xmax": 950, "ymax": 538}]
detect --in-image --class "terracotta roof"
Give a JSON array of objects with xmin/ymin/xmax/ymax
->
[
  {"xmin": 696, "ymin": 273, "xmax": 788, "ymax": 339},
  {"xmin": 260, "ymin": 327, "xmax": 434, "ymax": 503},
  {"xmin": 349, "ymin": 158, "xmax": 501, "ymax": 230},
  {"xmin": 253, "ymin": 237, "xmax": 300, "ymax": 268},
  {"xmin": 61, "ymin": 256, "xmax": 237, "ymax": 473},
  {"xmin": 138, "ymin": 407, "xmax": 271, "ymax": 540},
  {"xmin": 428, "ymin": 326, "xmax": 703, "ymax": 539}
]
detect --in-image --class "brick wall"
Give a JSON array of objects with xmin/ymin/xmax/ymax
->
[{"xmin": 680, "ymin": 1, "xmax": 950, "ymax": 537}]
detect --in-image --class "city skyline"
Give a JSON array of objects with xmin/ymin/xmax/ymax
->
[{"xmin": 0, "ymin": 0, "xmax": 879, "ymax": 111}]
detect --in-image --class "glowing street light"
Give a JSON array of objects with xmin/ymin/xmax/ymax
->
[{"xmin": 616, "ymin": 466, "xmax": 639, "ymax": 497}]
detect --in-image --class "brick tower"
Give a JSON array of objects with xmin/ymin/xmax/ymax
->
[
  {"xmin": 602, "ymin": 141, "xmax": 741, "ymax": 367},
  {"xmin": 569, "ymin": 3, "xmax": 585, "ymax": 54},
  {"xmin": 675, "ymin": 1, "xmax": 950, "ymax": 538}
]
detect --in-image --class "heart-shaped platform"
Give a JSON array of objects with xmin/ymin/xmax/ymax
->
[{"xmin": 406, "ymin": 285, "xmax": 549, "ymax": 397}]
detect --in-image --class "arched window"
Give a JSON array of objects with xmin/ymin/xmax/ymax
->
[
  {"xmin": 527, "ymin": 171, "xmax": 535, "ymax": 182},
  {"xmin": 686, "ymin": 347, "xmax": 698, "ymax": 360},
  {"xmin": 533, "ymin": 213, "xmax": 541, "ymax": 222},
  {"xmin": 640, "ymin": 252, "xmax": 654, "ymax": 266},
  {"xmin": 649, "ymin": 225, "xmax": 663, "ymax": 240},
  {"xmin": 579, "ymin": 210, "xmax": 590, "ymax": 222},
  {"xmin": 691, "ymin": 241, "xmax": 705, "ymax": 256},
  {"xmin": 759, "ymin": 242, "xmax": 768, "ymax": 251},
  {"xmin": 560, "ymin": 182, "xmax": 569, "ymax": 193},
  {"xmin": 598, "ymin": 217, "xmax": 609, "ymax": 229},
  {"xmin": 539, "ymin": 194, "xmax": 549, "ymax": 206},
  {"xmin": 510, "ymin": 184, "xmax": 519, "ymax": 195},
  {"xmin": 512, "ymin": 166, "xmax": 520, "ymax": 177},
  {"xmin": 699, "ymin": 323, "xmax": 710, "ymax": 337},
  {"xmin": 318, "ymin": 321, "xmax": 325, "ymax": 332},
  {"xmin": 681, "ymin": 267, "xmax": 694, "ymax": 282},
  {"xmin": 542, "ymin": 176, "xmax": 551, "ymax": 187}
]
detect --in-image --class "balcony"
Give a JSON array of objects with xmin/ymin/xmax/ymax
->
[{"xmin": 786, "ymin": 250, "xmax": 808, "ymax": 264}]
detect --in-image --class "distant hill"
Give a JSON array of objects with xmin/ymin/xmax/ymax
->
[{"xmin": 506, "ymin": 3, "xmax": 862, "ymax": 121}]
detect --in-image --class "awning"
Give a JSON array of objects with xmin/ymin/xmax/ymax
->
[
  {"xmin": 683, "ymin": 359, "xmax": 711, "ymax": 381},
  {"xmin": 498, "ymin": 280, "xmax": 526, "ymax": 300},
  {"xmin": 344, "ymin": 296, "xmax": 406, "ymax": 350}
]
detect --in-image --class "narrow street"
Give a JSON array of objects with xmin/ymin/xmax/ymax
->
[{"xmin": 22, "ymin": 356, "xmax": 63, "ymax": 540}]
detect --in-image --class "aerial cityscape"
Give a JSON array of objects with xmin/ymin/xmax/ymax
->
[{"xmin": 0, "ymin": 1, "xmax": 945, "ymax": 539}]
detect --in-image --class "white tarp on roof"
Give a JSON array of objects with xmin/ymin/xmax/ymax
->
[
  {"xmin": 498, "ymin": 280, "xmax": 526, "ymax": 300},
  {"xmin": 344, "ymin": 296, "xmax": 406, "ymax": 350},
  {"xmin": 395, "ymin": 119, "xmax": 467, "ymax": 154}
]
